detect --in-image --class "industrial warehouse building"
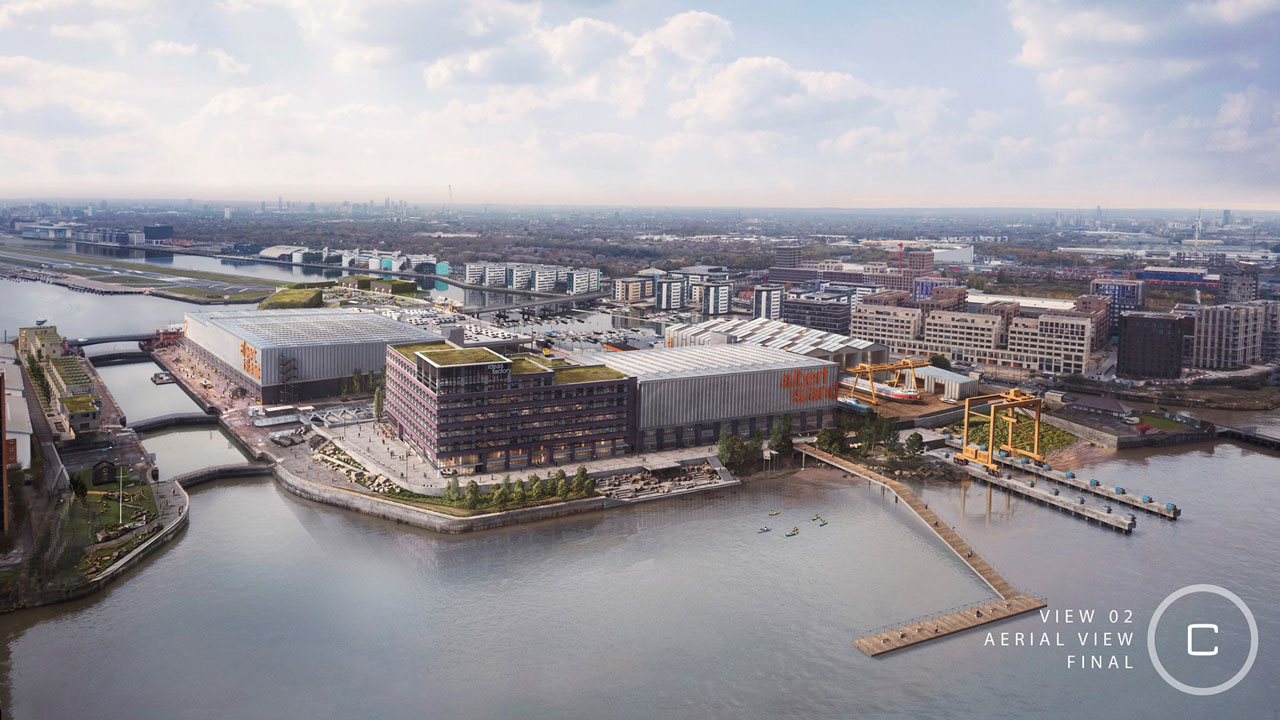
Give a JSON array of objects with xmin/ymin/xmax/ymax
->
[
  {"xmin": 183, "ymin": 309, "xmax": 442, "ymax": 403},
  {"xmin": 577, "ymin": 344, "xmax": 840, "ymax": 452},
  {"xmin": 665, "ymin": 317, "xmax": 888, "ymax": 369}
]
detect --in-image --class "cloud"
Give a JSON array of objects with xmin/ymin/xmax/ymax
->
[
  {"xmin": 206, "ymin": 47, "xmax": 250, "ymax": 75},
  {"xmin": 49, "ymin": 21, "xmax": 130, "ymax": 54},
  {"xmin": 149, "ymin": 40, "xmax": 198, "ymax": 56}
]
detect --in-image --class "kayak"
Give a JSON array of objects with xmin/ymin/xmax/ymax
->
[
  {"xmin": 758, "ymin": 527, "xmax": 772, "ymax": 533},
  {"xmin": 768, "ymin": 511, "xmax": 780, "ymax": 516},
  {"xmin": 785, "ymin": 530, "xmax": 799, "ymax": 537},
  {"xmin": 819, "ymin": 520, "xmax": 828, "ymax": 527},
  {"xmin": 811, "ymin": 514, "xmax": 822, "ymax": 521}
]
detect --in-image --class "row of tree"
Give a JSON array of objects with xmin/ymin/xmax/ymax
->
[
  {"xmin": 814, "ymin": 413, "xmax": 925, "ymax": 459},
  {"xmin": 716, "ymin": 416, "xmax": 795, "ymax": 471},
  {"xmin": 441, "ymin": 466, "xmax": 596, "ymax": 511}
]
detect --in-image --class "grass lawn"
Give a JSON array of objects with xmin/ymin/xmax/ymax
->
[
  {"xmin": 166, "ymin": 286, "xmax": 272, "ymax": 301},
  {"xmin": 1137, "ymin": 413, "xmax": 1182, "ymax": 430},
  {"xmin": 951, "ymin": 414, "xmax": 1078, "ymax": 454},
  {"xmin": 258, "ymin": 287, "xmax": 323, "ymax": 309}
]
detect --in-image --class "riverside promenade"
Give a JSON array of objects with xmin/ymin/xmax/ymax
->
[{"xmin": 794, "ymin": 444, "xmax": 1046, "ymax": 656}]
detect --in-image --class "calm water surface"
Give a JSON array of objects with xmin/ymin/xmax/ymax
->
[{"xmin": 0, "ymin": 277, "xmax": 1277, "ymax": 719}]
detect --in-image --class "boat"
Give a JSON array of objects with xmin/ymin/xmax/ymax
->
[
  {"xmin": 758, "ymin": 527, "xmax": 771, "ymax": 534},
  {"xmin": 35, "ymin": 317, "xmax": 47, "ymax": 325},
  {"xmin": 811, "ymin": 514, "xmax": 821, "ymax": 521},
  {"xmin": 785, "ymin": 528, "xmax": 799, "ymax": 537},
  {"xmin": 768, "ymin": 510, "xmax": 780, "ymax": 516},
  {"xmin": 839, "ymin": 376, "xmax": 921, "ymax": 401},
  {"xmin": 151, "ymin": 371, "xmax": 175, "ymax": 385},
  {"xmin": 819, "ymin": 520, "xmax": 828, "ymax": 527}
]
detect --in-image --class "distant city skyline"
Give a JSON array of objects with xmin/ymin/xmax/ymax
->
[{"xmin": 1, "ymin": 1, "xmax": 1278, "ymax": 209}]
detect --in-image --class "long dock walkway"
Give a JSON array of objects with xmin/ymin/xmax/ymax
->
[
  {"xmin": 794, "ymin": 444, "xmax": 1046, "ymax": 656},
  {"xmin": 940, "ymin": 439, "xmax": 1179, "ymax": 520}
]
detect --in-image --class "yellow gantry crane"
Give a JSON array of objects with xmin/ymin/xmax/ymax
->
[
  {"xmin": 840, "ymin": 358, "xmax": 932, "ymax": 406},
  {"xmin": 956, "ymin": 389, "xmax": 1045, "ymax": 472}
]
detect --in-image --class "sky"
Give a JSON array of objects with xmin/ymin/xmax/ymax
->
[{"xmin": 0, "ymin": 0, "xmax": 1277, "ymax": 209}]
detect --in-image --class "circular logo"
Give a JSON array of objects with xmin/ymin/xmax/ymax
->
[{"xmin": 1147, "ymin": 584, "xmax": 1258, "ymax": 696}]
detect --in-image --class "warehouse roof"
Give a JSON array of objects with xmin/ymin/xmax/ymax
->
[
  {"xmin": 667, "ymin": 317, "xmax": 882, "ymax": 355},
  {"xmin": 914, "ymin": 365, "xmax": 976, "ymax": 384},
  {"xmin": 187, "ymin": 309, "xmax": 441, "ymax": 349},
  {"xmin": 577, "ymin": 344, "xmax": 833, "ymax": 382}
]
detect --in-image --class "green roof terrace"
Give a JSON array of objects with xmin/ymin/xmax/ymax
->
[
  {"xmin": 552, "ymin": 365, "xmax": 628, "ymax": 385},
  {"xmin": 509, "ymin": 357, "xmax": 550, "ymax": 375},
  {"xmin": 418, "ymin": 347, "xmax": 507, "ymax": 367},
  {"xmin": 392, "ymin": 342, "xmax": 450, "ymax": 359},
  {"xmin": 51, "ymin": 357, "xmax": 91, "ymax": 385},
  {"xmin": 61, "ymin": 395, "xmax": 99, "ymax": 414}
]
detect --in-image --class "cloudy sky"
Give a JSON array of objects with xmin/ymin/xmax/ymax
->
[{"xmin": 0, "ymin": 0, "xmax": 1277, "ymax": 208}]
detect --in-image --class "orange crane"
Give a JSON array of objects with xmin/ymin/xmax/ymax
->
[{"xmin": 954, "ymin": 389, "xmax": 1045, "ymax": 473}]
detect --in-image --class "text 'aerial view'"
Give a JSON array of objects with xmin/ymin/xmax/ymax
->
[{"xmin": 0, "ymin": 1, "xmax": 1277, "ymax": 718}]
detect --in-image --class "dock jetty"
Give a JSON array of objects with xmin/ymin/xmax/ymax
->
[{"xmin": 794, "ymin": 444, "xmax": 1047, "ymax": 656}]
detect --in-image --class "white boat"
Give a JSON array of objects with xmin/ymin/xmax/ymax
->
[{"xmin": 840, "ymin": 377, "xmax": 920, "ymax": 401}]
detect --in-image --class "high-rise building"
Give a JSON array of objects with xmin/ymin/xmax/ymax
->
[
  {"xmin": 613, "ymin": 277, "xmax": 654, "ymax": 303},
  {"xmin": 655, "ymin": 278, "xmax": 685, "ymax": 310},
  {"xmin": 774, "ymin": 243, "xmax": 803, "ymax": 268},
  {"xmin": 698, "ymin": 281, "xmax": 732, "ymax": 316},
  {"xmin": 752, "ymin": 284, "xmax": 784, "ymax": 320},
  {"xmin": 781, "ymin": 288, "xmax": 854, "ymax": 335},
  {"xmin": 1192, "ymin": 302, "xmax": 1265, "ymax": 369},
  {"xmin": 1089, "ymin": 278, "xmax": 1145, "ymax": 326},
  {"xmin": 1006, "ymin": 314, "xmax": 1093, "ymax": 375},
  {"xmin": 1219, "ymin": 271, "xmax": 1258, "ymax": 303},
  {"xmin": 566, "ymin": 268, "xmax": 601, "ymax": 295},
  {"xmin": 1117, "ymin": 313, "xmax": 1188, "ymax": 379},
  {"xmin": 1223, "ymin": 209, "xmax": 1232, "ymax": 226}
]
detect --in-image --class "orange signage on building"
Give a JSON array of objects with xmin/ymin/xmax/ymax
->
[
  {"xmin": 780, "ymin": 368, "xmax": 838, "ymax": 403},
  {"xmin": 240, "ymin": 341, "xmax": 261, "ymax": 380}
]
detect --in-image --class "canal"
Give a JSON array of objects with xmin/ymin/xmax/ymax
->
[{"xmin": 0, "ymin": 279, "xmax": 1277, "ymax": 719}]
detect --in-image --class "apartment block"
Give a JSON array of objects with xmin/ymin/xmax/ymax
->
[
  {"xmin": 1006, "ymin": 314, "xmax": 1093, "ymax": 375},
  {"xmin": 752, "ymin": 284, "xmax": 784, "ymax": 320},
  {"xmin": 613, "ymin": 277, "xmax": 655, "ymax": 303},
  {"xmin": 1117, "ymin": 312, "xmax": 1188, "ymax": 379},
  {"xmin": 1193, "ymin": 302, "xmax": 1264, "ymax": 369},
  {"xmin": 848, "ymin": 304, "xmax": 924, "ymax": 353},
  {"xmin": 1089, "ymin": 278, "xmax": 1145, "ymax": 326}
]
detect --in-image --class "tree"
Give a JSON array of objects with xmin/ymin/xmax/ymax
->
[
  {"xmin": 904, "ymin": 432, "xmax": 926, "ymax": 457},
  {"xmin": 929, "ymin": 354, "xmax": 952, "ymax": 371},
  {"xmin": 491, "ymin": 482, "xmax": 509, "ymax": 509},
  {"xmin": 816, "ymin": 427, "xmax": 846, "ymax": 455},
  {"xmin": 338, "ymin": 378, "xmax": 350, "ymax": 397},
  {"xmin": 373, "ymin": 382, "xmax": 385, "ymax": 419},
  {"xmin": 526, "ymin": 473, "xmax": 542, "ymax": 501},
  {"xmin": 512, "ymin": 476, "xmax": 526, "ymax": 504},
  {"xmin": 352, "ymin": 369, "xmax": 364, "ymax": 394},
  {"xmin": 541, "ymin": 475, "xmax": 554, "ymax": 498},
  {"xmin": 464, "ymin": 479, "xmax": 480, "ymax": 510},
  {"xmin": 745, "ymin": 432, "xmax": 763, "ymax": 466},
  {"xmin": 443, "ymin": 478, "xmax": 460, "ymax": 503},
  {"xmin": 70, "ymin": 473, "xmax": 88, "ymax": 504},
  {"xmin": 554, "ymin": 470, "xmax": 571, "ymax": 499},
  {"xmin": 768, "ymin": 415, "xmax": 793, "ymax": 455},
  {"xmin": 572, "ymin": 466, "xmax": 591, "ymax": 497},
  {"xmin": 717, "ymin": 428, "xmax": 749, "ymax": 469}
]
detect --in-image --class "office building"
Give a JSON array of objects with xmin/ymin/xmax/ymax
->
[
  {"xmin": 774, "ymin": 243, "xmax": 803, "ymax": 268},
  {"xmin": 781, "ymin": 288, "xmax": 854, "ymax": 335},
  {"xmin": 1006, "ymin": 314, "xmax": 1094, "ymax": 375},
  {"xmin": 384, "ymin": 342, "xmax": 635, "ymax": 474}
]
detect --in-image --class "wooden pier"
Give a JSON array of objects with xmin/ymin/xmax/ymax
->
[
  {"xmin": 942, "ymin": 439, "xmax": 1178, "ymax": 520},
  {"xmin": 794, "ymin": 444, "xmax": 1048, "ymax": 656}
]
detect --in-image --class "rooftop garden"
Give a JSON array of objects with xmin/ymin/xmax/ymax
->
[
  {"xmin": 393, "ymin": 341, "xmax": 449, "ymax": 358},
  {"xmin": 422, "ymin": 348, "xmax": 506, "ymax": 366},
  {"xmin": 61, "ymin": 395, "xmax": 98, "ymax": 414},
  {"xmin": 51, "ymin": 357, "xmax": 90, "ymax": 385},
  {"xmin": 258, "ymin": 287, "xmax": 324, "ymax": 310},
  {"xmin": 553, "ymin": 365, "xmax": 628, "ymax": 385},
  {"xmin": 509, "ymin": 357, "xmax": 550, "ymax": 375}
]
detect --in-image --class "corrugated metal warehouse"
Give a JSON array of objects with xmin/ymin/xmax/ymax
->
[
  {"xmin": 913, "ymin": 365, "xmax": 980, "ymax": 401},
  {"xmin": 575, "ymin": 345, "xmax": 839, "ymax": 451},
  {"xmin": 183, "ymin": 308, "xmax": 441, "ymax": 402},
  {"xmin": 665, "ymin": 317, "xmax": 888, "ymax": 368}
]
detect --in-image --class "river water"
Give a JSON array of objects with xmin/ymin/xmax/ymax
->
[{"xmin": 1, "ymin": 280, "xmax": 1277, "ymax": 719}]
